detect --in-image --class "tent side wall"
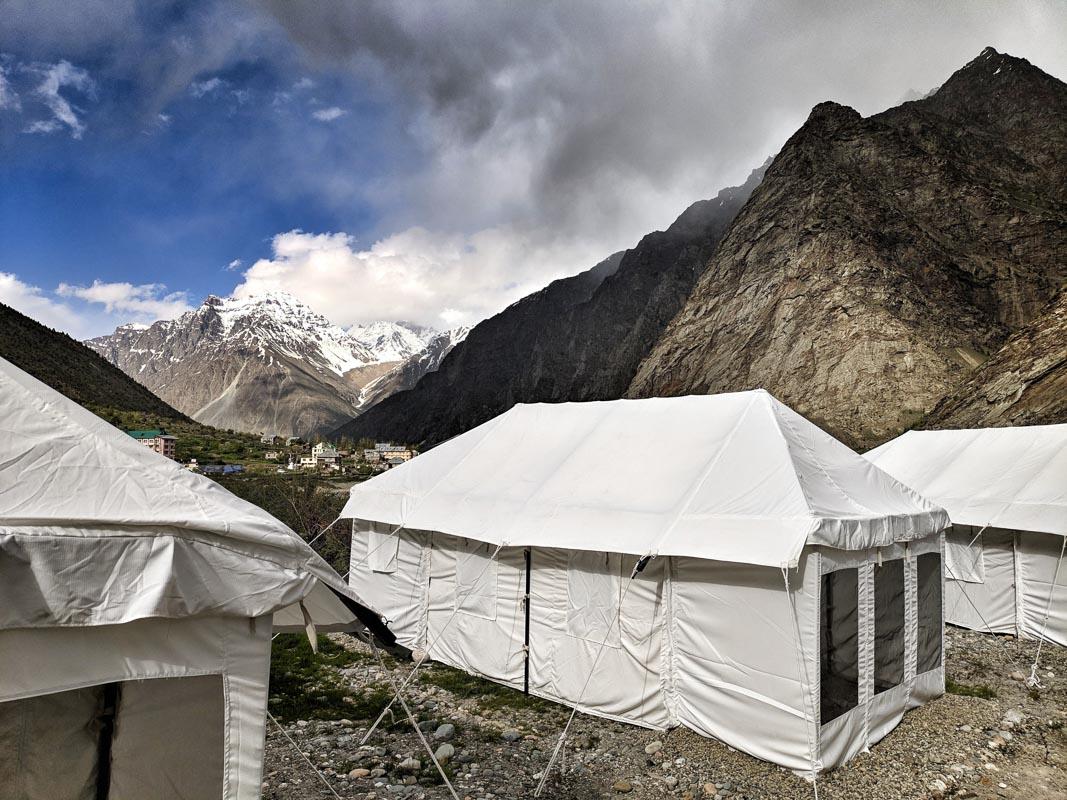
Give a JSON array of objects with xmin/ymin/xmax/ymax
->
[
  {"xmin": 347, "ymin": 520, "xmax": 945, "ymax": 774},
  {"xmin": 349, "ymin": 521, "xmax": 432, "ymax": 650},
  {"xmin": 1017, "ymin": 532, "xmax": 1067, "ymax": 646},
  {"xmin": 0, "ymin": 614, "xmax": 272, "ymax": 800},
  {"xmin": 349, "ymin": 522, "xmax": 676, "ymax": 730},
  {"xmin": 670, "ymin": 553, "xmax": 819, "ymax": 772},
  {"xmin": 942, "ymin": 526, "xmax": 1067, "ymax": 646},
  {"xmin": 944, "ymin": 527, "xmax": 1018, "ymax": 635},
  {"xmin": 522, "ymin": 546, "xmax": 671, "ymax": 728}
]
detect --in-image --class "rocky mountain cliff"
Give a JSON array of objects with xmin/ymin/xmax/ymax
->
[
  {"xmin": 87, "ymin": 292, "xmax": 438, "ymax": 436},
  {"xmin": 922, "ymin": 288, "xmax": 1067, "ymax": 429},
  {"xmin": 0, "ymin": 300, "xmax": 183, "ymax": 418},
  {"xmin": 334, "ymin": 164, "xmax": 766, "ymax": 445},
  {"xmin": 628, "ymin": 48, "xmax": 1066, "ymax": 447}
]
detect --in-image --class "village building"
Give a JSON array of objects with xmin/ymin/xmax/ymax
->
[
  {"xmin": 311, "ymin": 442, "xmax": 341, "ymax": 470},
  {"xmin": 200, "ymin": 464, "xmax": 245, "ymax": 476},
  {"xmin": 375, "ymin": 443, "xmax": 414, "ymax": 462},
  {"xmin": 126, "ymin": 429, "xmax": 177, "ymax": 460}
]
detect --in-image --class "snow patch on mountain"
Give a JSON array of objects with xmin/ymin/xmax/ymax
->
[{"xmin": 85, "ymin": 290, "xmax": 443, "ymax": 435}]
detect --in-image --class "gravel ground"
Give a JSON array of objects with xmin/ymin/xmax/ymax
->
[{"xmin": 262, "ymin": 628, "xmax": 1067, "ymax": 800}]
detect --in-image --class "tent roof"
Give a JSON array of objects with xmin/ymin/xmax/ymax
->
[
  {"xmin": 865, "ymin": 425, "xmax": 1067, "ymax": 536},
  {"xmin": 0, "ymin": 355, "xmax": 389, "ymax": 638},
  {"xmin": 341, "ymin": 391, "xmax": 947, "ymax": 568}
]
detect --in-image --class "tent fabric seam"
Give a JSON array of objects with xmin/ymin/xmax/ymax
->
[
  {"xmin": 771, "ymin": 398, "xmax": 879, "ymax": 519},
  {"xmin": 1, "ymin": 365, "xmax": 237, "ymax": 537},
  {"xmin": 649, "ymin": 393, "xmax": 761, "ymax": 555}
]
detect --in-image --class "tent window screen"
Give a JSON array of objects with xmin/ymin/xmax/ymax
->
[
  {"xmin": 916, "ymin": 552, "xmax": 943, "ymax": 673},
  {"xmin": 873, "ymin": 558, "xmax": 905, "ymax": 694},
  {"xmin": 820, "ymin": 567, "xmax": 859, "ymax": 725},
  {"xmin": 455, "ymin": 539, "xmax": 499, "ymax": 620},
  {"xmin": 945, "ymin": 527, "xmax": 984, "ymax": 583},
  {"xmin": 566, "ymin": 551, "xmax": 622, "ymax": 647}
]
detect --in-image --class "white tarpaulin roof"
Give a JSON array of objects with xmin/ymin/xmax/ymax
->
[
  {"xmin": 342, "ymin": 390, "xmax": 947, "ymax": 568},
  {"xmin": 0, "ymin": 355, "xmax": 389, "ymax": 637},
  {"xmin": 866, "ymin": 425, "xmax": 1067, "ymax": 536}
]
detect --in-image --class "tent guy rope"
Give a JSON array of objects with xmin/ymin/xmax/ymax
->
[
  {"xmin": 1026, "ymin": 532, "xmax": 1066, "ymax": 690},
  {"xmin": 944, "ymin": 561, "xmax": 1003, "ymax": 640},
  {"xmin": 360, "ymin": 541, "xmax": 506, "ymax": 745},
  {"xmin": 370, "ymin": 639, "xmax": 462, "ymax": 800},
  {"xmin": 267, "ymin": 711, "xmax": 345, "ymax": 800}
]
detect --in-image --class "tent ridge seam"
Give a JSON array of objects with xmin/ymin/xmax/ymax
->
[{"xmin": 650, "ymin": 393, "xmax": 762, "ymax": 555}]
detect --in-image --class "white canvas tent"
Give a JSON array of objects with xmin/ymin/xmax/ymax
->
[
  {"xmin": 0, "ymin": 355, "xmax": 392, "ymax": 800},
  {"xmin": 866, "ymin": 425, "xmax": 1067, "ymax": 646},
  {"xmin": 342, "ymin": 391, "xmax": 949, "ymax": 774}
]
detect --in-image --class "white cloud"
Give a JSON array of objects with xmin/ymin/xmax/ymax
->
[
  {"xmin": 311, "ymin": 105, "xmax": 345, "ymax": 121},
  {"xmin": 0, "ymin": 274, "xmax": 195, "ymax": 339},
  {"xmin": 232, "ymin": 226, "xmax": 608, "ymax": 328},
  {"xmin": 25, "ymin": 60, "xmax": 94, "ymax": 138},
  {"xmin": 0, "ymin": 65, "xmax": 20, "ymax": 111},
  {"xmin": 225, "ymin": 258, "xmax": 243, "ymax": 271},
  {"xmin": 189, "ymin": 76, "xmax": 225, "ymax": 98},
  {"xmin": 293, "ymin": 77, "xmax": 315, "ymax": 90},
  {"xmin": 0, "ymin": 272, "xmax": 82, "ymax": 334},
  {"xmin": 23, "ymin": 119, "xmax": 62, "ymax": 134},
  {"xmin": 56, "ymin": 280, "xmax": 193, "ymax": 320}
]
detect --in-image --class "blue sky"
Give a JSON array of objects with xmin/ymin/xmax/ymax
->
[{"xmin": 1, "ymin": 1, "xmax": 1065, "ymax": 338}]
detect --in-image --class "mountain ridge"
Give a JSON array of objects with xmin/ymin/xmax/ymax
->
[
  {"xmin": 627, "ymin": 47, "xmax": 1066, "ymax": 447},
  {"xmin": 334, "ymin": 162, "xmax": 767, "ymax": 446},
  {"xmin": 86, "ymin": 291, "xmax": 449, "ymax": 436},
  {"xmin": 0, "ymin": 300, "xmax": 184, "ymax": 419}
]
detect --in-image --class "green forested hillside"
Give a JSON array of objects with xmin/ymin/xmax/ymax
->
[{"xmin": 0, "ymin": 301, "xmax": 184, "ymax": 419}]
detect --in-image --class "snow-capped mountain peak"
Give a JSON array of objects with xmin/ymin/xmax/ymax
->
[
  {"xmin": 345, "ymin": 320, "xmax": 437, "ymax": 363},
  {"xmin": 85, "ymin": 291, "xmax": 446, "ymax": 436}
]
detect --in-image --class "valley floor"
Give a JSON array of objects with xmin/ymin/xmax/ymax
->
[{"xmin": 262, "ymin": 627, "xmax": 1066, "ymax": 800}]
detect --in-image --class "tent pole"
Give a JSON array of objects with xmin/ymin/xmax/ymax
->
[
  {"xmin": 95, "ymin": 682, "xmax": 120, "ymax": 800},
  {"xmin": 524, "ymin": 548, "xmax": 532, "ymax": 695}
]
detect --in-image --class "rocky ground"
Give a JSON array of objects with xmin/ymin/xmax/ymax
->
[{"xmin": 262, "ymin": 628, "xmax": 1066, "ymax": 800}]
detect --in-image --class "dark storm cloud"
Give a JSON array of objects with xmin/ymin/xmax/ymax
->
[
  {"xmin": 3, "ymin": 1, "xmax": 1065, "ymax": 331},
  {"xmin": 253, "ymin": 0, "xmax": 1067, "ymax": 244}
]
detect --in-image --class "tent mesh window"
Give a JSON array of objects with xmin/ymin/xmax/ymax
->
[
  {"xmin": 820, "ymin": 567, "xmax": 859, "ymax": 725},
  {"xmin": 916, "ymin": 552, "xmax": 943, "ymax": 673},
  {"xmin": 873, "ymin": 558, "xmax": 906, "ymax": 693}
]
